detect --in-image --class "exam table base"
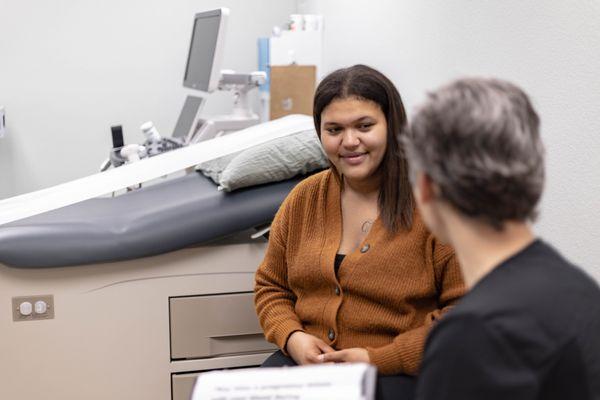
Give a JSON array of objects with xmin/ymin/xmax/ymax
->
[{"xmin": 0, "ymin": 242, "xmax": 275, "ymax": 400}]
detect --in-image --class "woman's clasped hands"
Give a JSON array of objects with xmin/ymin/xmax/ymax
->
[{"xmin": 286, "ymin": 331, "xmax": 371, "ymax": 365}]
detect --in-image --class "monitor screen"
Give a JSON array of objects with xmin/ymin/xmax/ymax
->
[
  {"xmin": 183, "ymin": 9, "xmax": 228, "ymax": 92},
  {"xmin": 172, "ymin": 95, "xmax": 205, "ymax": 139}
]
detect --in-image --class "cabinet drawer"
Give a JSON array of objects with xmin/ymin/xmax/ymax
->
[
  {"xmin": 170, "ymin": 292, "xmax": 276, "ymax": 360},
  {"xmin": 172, "ymin": 367, "xmax": 261, "ymax": 400},
  {"xmin": 172, "ymin": 373, "xmax": 198, "ymax": 400}
]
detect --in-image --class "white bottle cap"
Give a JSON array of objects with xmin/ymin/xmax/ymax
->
[{"xmin": 140, "ymin": 121, "xmax": 161, "ymax": 142}]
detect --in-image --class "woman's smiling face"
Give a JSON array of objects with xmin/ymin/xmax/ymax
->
[{"xmin": 320, "ymin": 97, "xmax": 388, "ymax": 185}]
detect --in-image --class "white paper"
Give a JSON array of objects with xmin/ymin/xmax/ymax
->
[
  {"xmin": 191, "ymin": 363, "xmax": 376, "ymax": 400},
  {"xmin": 0, "ymin": 115, "xmax": 314, "ymax": 226}
]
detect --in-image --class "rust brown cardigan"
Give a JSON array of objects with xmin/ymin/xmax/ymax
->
[{"xmin": 254, "ymin": 169, "xmax": 465, "ymax": 375}]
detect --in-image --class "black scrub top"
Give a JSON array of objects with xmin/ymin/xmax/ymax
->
[{"xmin": 416, "ymin": 239, "xmax": 600, "ymax": 400}]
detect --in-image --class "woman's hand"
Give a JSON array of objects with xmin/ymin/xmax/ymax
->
[
  {"xmin": 318, "ymin": 348, "xmax": 370, "ymax": 364},
  {"xmin": 286, "ymin": 331, "xmax": 335, "ymax": 365}
]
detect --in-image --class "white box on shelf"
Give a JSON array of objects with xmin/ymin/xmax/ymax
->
[{"xmin": 270, "ymin": 29, "xmax": 324, "ymax": 78}]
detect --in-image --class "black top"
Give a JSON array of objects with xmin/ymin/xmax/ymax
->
[
  {"xmin": 416, "ymin": 239, "xmax": 600, "ymax": 400},
  {"xmin": 334, "ymin": 254, "xmax": 346, "ymax": 276}
]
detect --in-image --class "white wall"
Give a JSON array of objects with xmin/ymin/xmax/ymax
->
[
  {"xmin": 1, "ymin": 1, "xmax": 598, "ymax": 280},
  {"xmin": 300, "ymin": 0, "xmax": 600, "ymax": 281},
  {"xmin": 0, "ymin": 0, "xmax": 295, "ymax": 198}
]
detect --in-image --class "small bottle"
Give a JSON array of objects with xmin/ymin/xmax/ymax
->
[
  {"xmin": 289, "ymin": 14, "xmax": 303, "ymax": 31},
  {"xmin": 140, "ymin": 121, "xmax": 161, "ymax": 142}
]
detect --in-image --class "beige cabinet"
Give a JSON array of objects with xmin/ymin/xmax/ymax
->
[{"xmin": 172, "ymin": 373, "xmax": 202, "ymax": 400}]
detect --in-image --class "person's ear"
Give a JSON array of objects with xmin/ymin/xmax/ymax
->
[{"xmin": 415, "ymin": 171, "xmax": 438, "ymax": 205}]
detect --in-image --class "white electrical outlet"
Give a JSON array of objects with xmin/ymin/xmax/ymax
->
[{"xmin": 0, "ymin": 106, "xmax": 5, "ymax": 138}]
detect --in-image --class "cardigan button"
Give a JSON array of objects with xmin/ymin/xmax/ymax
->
[
  {"xmin": 328, "ymin": 329, "xmax": 335, "ymax": 341},
  {"xmin": 335, "ymin": 286, "xmax": 340, "ymax": 296},
  {"xmin": 360, "ymin": 244, "xmax": 370, "ymax": 253}
]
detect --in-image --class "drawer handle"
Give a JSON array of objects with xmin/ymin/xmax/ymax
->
[{"xmin": 209, "ymin": 333, "xmax": 265, "ymax": 340}]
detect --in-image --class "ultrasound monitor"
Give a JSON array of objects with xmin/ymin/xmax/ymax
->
[
  {"xmin": 176, "ymin": 7, "xmax": 262, "ymax": 144},
  {"xmin": 183, "ymin": 8, "xmax": 229, "ymax": 92}
]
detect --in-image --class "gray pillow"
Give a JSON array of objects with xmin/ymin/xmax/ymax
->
[{"xmin": 197, "ymin": 129, "xmax": 329, "ymax": 191}]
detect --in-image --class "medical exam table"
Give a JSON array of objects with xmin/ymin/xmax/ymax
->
[{"xmin": 0, "ymin": 172, "xmax": 303, "ymax": 400}]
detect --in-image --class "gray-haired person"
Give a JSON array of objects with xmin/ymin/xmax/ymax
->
[{"xmin": 403, "ymin": 78, "xmax": 600, "ymax": 400}]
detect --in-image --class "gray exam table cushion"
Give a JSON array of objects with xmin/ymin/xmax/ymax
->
[{"xmin": 0, "ymin": 172, "xmax": 303, "ymax": 268}]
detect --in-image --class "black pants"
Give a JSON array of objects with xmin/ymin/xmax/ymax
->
[{"xmin": 261, "ymin": 350, "xmax": 416, "ymax": 400}]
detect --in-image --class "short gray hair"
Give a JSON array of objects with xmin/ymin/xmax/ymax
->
[{"xmin": 404, "ymin": 78, "xmax": 545, "ymax": 229}]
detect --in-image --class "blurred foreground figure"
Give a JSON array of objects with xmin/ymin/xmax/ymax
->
[{"xmin": 404, "ymin": 78, "xmax": 600, "ymax": 400}]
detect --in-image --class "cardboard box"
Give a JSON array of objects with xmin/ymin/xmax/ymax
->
[{"xmin": 269, "ymin": 65, "xmax": 316, "ymax": 120}]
